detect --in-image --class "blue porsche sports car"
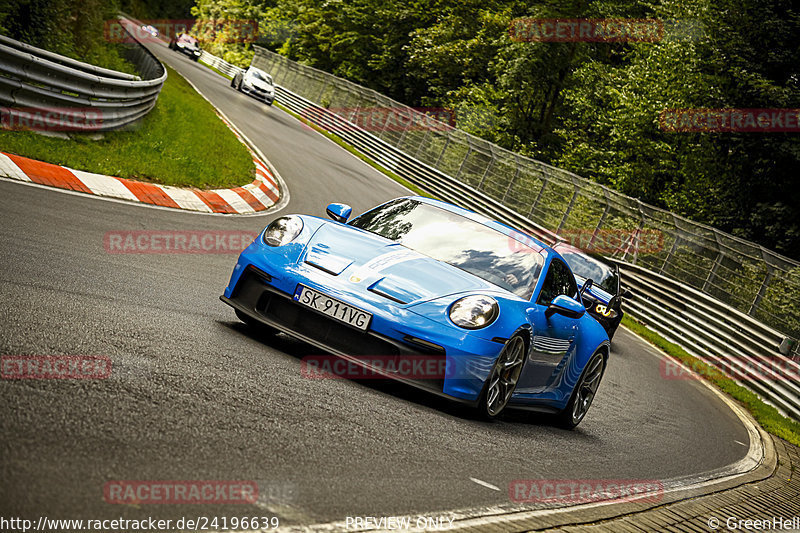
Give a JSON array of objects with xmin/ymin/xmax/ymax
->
[{"xmin": 221, "ymin": 197, "xmax": 610, "ymax": 428}]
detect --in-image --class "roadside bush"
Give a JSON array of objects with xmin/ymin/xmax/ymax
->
[{"xmin": 0, "ymin": 0, "xmax": 135, "ymax": 74}]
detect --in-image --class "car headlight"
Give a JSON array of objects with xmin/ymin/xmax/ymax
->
[
  {"xmin": 263, "ymin": 216, "xmax": 303, "ymax": 247},
  {"xmin": 449, "ymin": 295, "xmax": 499, "ymax": 329},
  {"xmin": 194, "ymin": 50, "xmax": 201, "ymax": 55}
]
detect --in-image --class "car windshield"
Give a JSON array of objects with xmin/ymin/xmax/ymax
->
[
  {"xmin": 349, "ymin": 199, "xmax": 544, "ymax": 298},
  {"xmin": 251, "ymin": 70, "xmax": 272, "ymax": 83},
  {"xmin": 559, "ymin": 251, "xmax": 619, "ymax": 294}
]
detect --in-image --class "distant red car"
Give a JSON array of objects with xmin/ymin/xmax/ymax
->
[{"xmin": 169, "ymin": 33, "xmax": 201, "ymax": 61}]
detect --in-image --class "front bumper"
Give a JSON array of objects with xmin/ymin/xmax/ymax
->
[
  {"xmin": 241, "ymin": 84, "xmax": 275, "ymax": 103},
  {"xmin": 176, "ymin": 46, "xmax": 201, "ymax": 58},
  {"xmin": 223, "ymin": 254, "xmax": 505, "ymax": 403}
]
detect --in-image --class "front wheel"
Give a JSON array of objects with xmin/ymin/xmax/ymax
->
[
  {"xmin": 557, "ymin": 350, "xmax": 606, "ymax": 429},
  {"xmin": 478, "ymin": 335, "xmax": 527, "ymax": 419}
]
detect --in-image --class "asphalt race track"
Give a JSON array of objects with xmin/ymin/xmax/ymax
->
[{"xmin": 0, "ymin": 35, "xmax": 752, "ymax": 527}]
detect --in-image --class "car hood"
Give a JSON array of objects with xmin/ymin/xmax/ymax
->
[
  {"xmin": 250, "ymin": 79, "xmax": 273, "ymax": 91},
  {"xmin": 301, "ymin": 222, "xmax": 504, "ymax": 305}
]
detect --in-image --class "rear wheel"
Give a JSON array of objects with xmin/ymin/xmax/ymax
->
[
  {"xmin": 557, "ymin": 350, "xmax": 606, "ymax": 429},
  {"xmin": 478, "ymin": 335, "xmax": 527, "ymax": 419},
  {"xmin": 235, "ymin": 309, "xmax": 277, "ymax": 335}
]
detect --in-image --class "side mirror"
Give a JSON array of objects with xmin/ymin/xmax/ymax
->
[
  {"xmin": 326, "ymin": 203, "xmax": 352, "ymax": 223},
  {"xmin": 545, "ymin": 295, "xmax": 586, "ymax": 319},
  {"xmin": 579, "ymin": 278, "xmax": 594, "ymax": 299}
]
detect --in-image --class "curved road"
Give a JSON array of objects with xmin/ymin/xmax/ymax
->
[{"xmin": 0, "ymin": 36, "xmax": 751, "ymax": 527}]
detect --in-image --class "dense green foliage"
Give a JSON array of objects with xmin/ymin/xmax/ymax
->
[
  {"xmin": 0, "ymin": 1, "xmax": 252, "ymax": 188},
  {"xmin": 182, "ymin": 0, "xmax": 800, "ymax": 260},
  {"xmin": 0, "ymin": 0, "xmax": 136, "ymax": 72},
  {"xmin": 119, "ymin": 0, "xmax": 194, "ymax": 20},
  {"xmin": 0, "ymin": 64, "xmax": 255, "ymax": 188},
  {"xmin": 3, "ymin": 0, "xmax": 798, "ymax": 260},
  {"xmin": 0, "ymin": 0, "xmax": 192, "ymax": 70}
]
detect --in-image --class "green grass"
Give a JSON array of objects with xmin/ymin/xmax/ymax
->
[
  {"xmin": 622, "ymin": 316, "xmax": 800, "ymax": 447},
  {"xmin": 0, "ymin": 64, "xmax": 254, "ymax": 189}
]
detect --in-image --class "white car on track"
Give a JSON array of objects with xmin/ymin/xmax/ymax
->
[
  {"xmin": 141, "ymin": 25, "xmax": 159, "ymax": 38},
  {"xmin": 232, "ymin": 67, "xmax": 276, "ymax": 106}
]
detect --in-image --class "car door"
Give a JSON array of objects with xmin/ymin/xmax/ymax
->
[{"xmin": 517, "ymin": 257, "xmax": 581, "ymax": 393}]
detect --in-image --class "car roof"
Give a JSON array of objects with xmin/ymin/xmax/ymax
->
[
  {"xmin": 552, "ymin": 241, "xmax": 615, "ymax": 267},
  {"xmin": 407, "ymin": 196, "xmax": 551, "ymax": 255}
]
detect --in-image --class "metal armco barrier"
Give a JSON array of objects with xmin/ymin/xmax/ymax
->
[
  {"xmin": 203, "ymin": 49, "xmax": 800, "ymax": 420},
  {"xmin": 199, "ymin": 51, "xmax": 244, "ymax": 79},
  {"xmin": 614, "ymin": 260, "xmax": 800, "ymax": 420},
  {"xmin": 0, "ymin": 18, "xmax": 166, "ymax": 131},
  {"xmin": 275, "ymin": 84, "xmax": 800, "ymax": 421},
  {"xmin": 249, "ymin": 46, "xmax": 800, "ymax": 348}
]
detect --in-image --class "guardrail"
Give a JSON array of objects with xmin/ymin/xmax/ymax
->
[
  {"xmin": 249, "ymin": 47, "xmax": 800, "ymax": 349},
  {"xmin": 614, "ymin": 260, "xmax": 800, "ymax": 420},
  {"xmin": 198, "ymin": 49, "xmax": 800, "ymax": 420},
  {"xmin": 275, "ymin": 82, "xmax": 800, "ymax": 420},
  {"xmin": 0, "ymin": 18, "xmax": 166, "ymax": 131},
  {"xmin": 199, "ymin": 51, "xmax": 244, "ymax": 79}
]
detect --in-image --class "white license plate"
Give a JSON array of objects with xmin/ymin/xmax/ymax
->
[{"xmin": 293, "ymin": 285, "xmax": 372, "ymax": 331}]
